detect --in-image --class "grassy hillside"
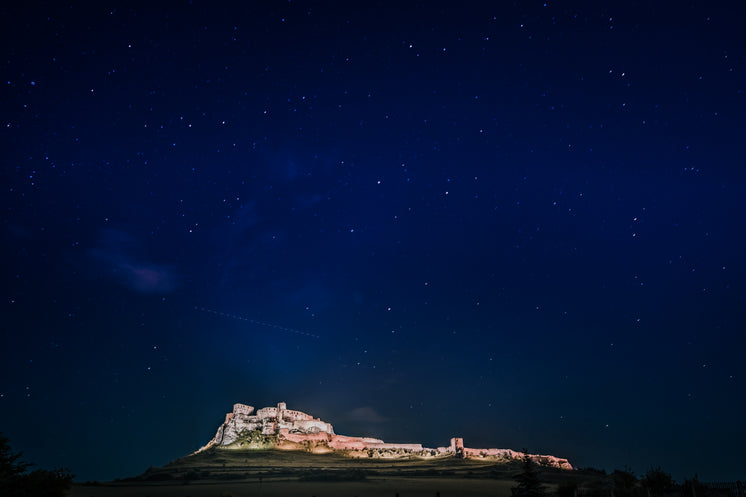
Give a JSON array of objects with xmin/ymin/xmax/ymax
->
[{"xmin": 70, "ymin": 447, "xmax": 604, "ymax": 497}]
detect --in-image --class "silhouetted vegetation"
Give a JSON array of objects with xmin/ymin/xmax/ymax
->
[
  {"xmin": 611, "ymin": 467, "xmax": 639, "ymax": 497},
  {"xmin": 181, "ymin": 468, "xmax": 200, "ymax": 483},
  {"xmin": 642, "ymin": 467, "xmax": 676, "ymax": 496},
  {"xmin": 513, "ymin": 452, "xmax": 546, "ymax": 497},
  {"xmin": 298, "ymin": 469, "xmax": 368, "ymax": 481},
  {"xmin": 558, "ymin": 478, "xmax": 579, "ymax": 497},
  {"xmin": 0, "ymin": 433, "xmax": 73, "ymax": 497},
  {"xmin": 580, "ymin": 467, "xmax": 608, "ymax": 476},
  {"xmin": 683, "ymin": 476, "xmax": 707, "ymax": 497},
  {"xmin": 143, "ymin": 471, "xmax": 175, "ymax": 481}
]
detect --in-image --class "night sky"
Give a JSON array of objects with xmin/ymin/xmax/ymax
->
[{"xmin": 2, "ymin": 1, "xmax": 745, "ymax": 483}]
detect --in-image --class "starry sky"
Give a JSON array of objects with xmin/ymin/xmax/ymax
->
[{"xmin": 1, "ymin": 1, "xmax": 745, "ymax": 483}]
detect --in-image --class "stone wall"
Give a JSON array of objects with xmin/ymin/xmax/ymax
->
[
  {"xmin": 282, "ymin": 409, "xmax": 314, "ymax": 422},
  {"xmin": 463, "ymin": 447, "xmax": 514, "ymax": 458},
  {"xmin": 256, "ymin": 407, "xmax": 278, "ymax": 418},
  {"xmin": 450, "ymin": 437, "xmax": 464, "ymax": 451},
  {"xmin": 459, "ymin": 443, "xmax": 573, "ymax": 469},
  {"xmin": 198, "ymin": 401, "xmax": 573, "ymax": 470},
  {"xmin": 279, "ymin": 429, "xmax": 332, "ymax": 443},
  {"xmin": 327, "ymin": 434, "xmax": 386, "ymax": 451},
  {"xmin": 233, "ymin": 403, "xmax": 254, "ymax": 416},
  {"xmin": 328, "ymin": 438, "xmax": 367, "ymax": 450},
  {"xmin": 370, "ymin": 442, "xmax": 424, "ymax": 451},
  {"xmin": 286, "ymin": 420, "xmax": 332, "ymax": 435}
]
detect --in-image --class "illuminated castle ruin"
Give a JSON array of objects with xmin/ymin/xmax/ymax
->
[{"xmin": 200, "ymin": 402, "xmax": 572, "ymax": 469}]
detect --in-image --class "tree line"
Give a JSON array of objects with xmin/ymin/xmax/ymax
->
[
  {"xmin": 513, "ymin": 452, "xmax": 743, "ymax": 497},
  {"xmin": 0, "ymin": 433, "xmax": 72, "ymax": 497}
]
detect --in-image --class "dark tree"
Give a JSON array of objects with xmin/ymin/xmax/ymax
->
[
  {"xmin": 513, "ymin": 452, "xmax": 545, "ymax": 497},
  {"xmin": 558, "ymin": 479, "xmax": 579, "ymax": 497},
  {"xmin": 642, "ymin": 467, "xmax": 675, "ymax": 497},
  {"xmin": 0, "ymin": 433, "xmax": 73, "ymax": 497},
  {"xmin": 0, "ymin": 434, "xmax": 29, "ymax": 480},
  {"xmin": 611, "ymin": 467, "xmax": 639, "ymax": 497},
  {"xmin": 683, "ymin": 475, "xmax": 706, "ymax": 497}
]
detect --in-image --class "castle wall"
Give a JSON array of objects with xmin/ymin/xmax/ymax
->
[
  {"xmin": 458, "ymin": 444, "xmax": 573, "ymax": 469},
  {"xmin": 463, "ymin": 447, "xmax": 513, "ymax": 458},
  {"xmin": 331, "ymin": 434, "xmax": 384, "ymax": 444},
  {"xmin": 256, "ymin": 407, "xmax": 278, "ymax": 418},
  {"xmin": 450, "ymin": 437, "xmax": 464, "ymax": 451},
  {"xmin": 279, "ymin": 429, "xmax": 331, "ymax": 443},
  {"xmin": 282, "ymin": 409, "xmax": 314, "ymax": 421},
  {"xmin": 233, "ymin": 403, "xmax": 254, "ymax": 416},
  {"xmin": 205, "ymin": 403, "xmax": 572, "ymax": 469},
  {"xmin": 289, "ymin": 419, "xmax": 334, "ymax": 434},
  {"xmin": 328, "ymin": 438, "xmax": 367, "ymax": 450},
  {"xmin": 326, "ymin": 434, "xmax": 422, "ymax": 451},
  {"xmin": 360, "ymin": 437, "xmax": 385, "ymax": 444},
  {"xmin": 368, "ymin": 443, "xmax": 424, "ymax": 451},
  {"xmin": 328, "ymin": 434, "xmax": 383, "ymax": 450}
]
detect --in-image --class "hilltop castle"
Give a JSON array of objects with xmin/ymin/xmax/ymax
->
[{"xmin": 200, "ymin": 402, "xmax": 573, "ymax": 470}]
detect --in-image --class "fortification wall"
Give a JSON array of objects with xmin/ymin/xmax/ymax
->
[
  {"xmin": 459, "ymin": 445, "xmax": 573, "ymax": 469},
  {"xmin": 332, "ymin": 434, "xmax": 384, "ymax": 444},
  {"xmin": 282, "ymin": 409, "xmax": 313, "ymax": 421},
  {"xmin": 204, "ymin": 402, "xmax": 573, "ymax": 469},
  {"xmin": 233, "ymin": 403, "xmax": 254, "ymax": 416},
  {"xmin": 463, "ymin": 447, "xmax": 513, "ymax": 458},
  {"xmin": 531, "ymin": 454, "xmax": 573, "ymax": 469},
  {"xmin": 256, "ymin": 407, "xmax": 278, "ymax": 419},
  {"xmin": 369, "ymin": 443, "xmax": 424, "ymax": 451},
  {"xmin": 360, "ymin": 437, "xmax": 385, "ymax": 444},
  {"xmin": 328, "ymin": 438, "xmax": 367, "ymax": 450},
  {"xmin": 278, "ymin": 429, "xmax": 332, "ymax": 443},
  {"xmin": 450, "ymin": 437, "xmax": 464, "ymax": 451},
  {"xmin": 290, "ymin": 419, "xmax": 334, "ymax": 434},
  {"xmin": 327, "ymin": 434, "xmax": 386, "ymax": 450}
]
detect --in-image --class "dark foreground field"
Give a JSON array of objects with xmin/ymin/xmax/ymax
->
[
  {"xmin": 71, "ymin": 476, "xmax": 516, "ymax": 497},
  {"xmin": 70, "ymin": 448, "xmax": 582, "ymax": 497}
]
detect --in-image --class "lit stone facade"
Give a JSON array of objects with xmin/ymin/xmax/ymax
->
[
  {"xmin": 206, "ymin": 402, "xmax": 335, "ymax": 447},
  {"xmin": 199, "ymin": 401, "xmax": 572, "ymax": 469}
]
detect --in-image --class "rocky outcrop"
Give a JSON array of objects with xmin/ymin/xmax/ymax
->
[
  {"xmin": 201, "ymin": 402, "xmax": 334, "ymax": 449},
  {"xmin": 198, "ymin": 402, "xmax": 572, "ymax": 470}
]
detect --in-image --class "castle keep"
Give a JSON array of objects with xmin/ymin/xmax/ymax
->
[{"xmin": 200, "ymin": 401, "xmax": 573, "ymax": 469}]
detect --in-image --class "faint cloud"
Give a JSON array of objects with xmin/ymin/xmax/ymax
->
[
  {"xmin": 346, "ymin": 406, "xmax": 389, "ymax": 424},
  {"xmin": 89, "ymin": 229, "xmax": 177, "ymax": 294}
]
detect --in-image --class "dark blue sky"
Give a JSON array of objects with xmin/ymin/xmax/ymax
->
[{"xmin": 1, "ymin": 1, "xmax": 745, "ymax": 482}]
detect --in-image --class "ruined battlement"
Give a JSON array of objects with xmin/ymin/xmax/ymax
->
[
  {"xmin": 233, "ymin": 403, "xmax": 254, "ymax": 416},
  {"xmin": 198, "ymin": 401, "xmax": 572, "ymax": 469},
  {"xmin": 255, "ymin": 406, "xmax": 279, "ymax": 418},
  {"xmin": 203, "ymin": 402, "xmax": 335, "ymax": 448}
]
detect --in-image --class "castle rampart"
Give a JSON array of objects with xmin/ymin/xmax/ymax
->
[
  {"xmin": 199, "ymin": 402, "xmax": 573, "ymax": 469},
  {"xmin": 233, "ymin": 403, "xmax": 254, "ymax": 416},
  {"xmin": 282, "ymin": 409, "xmax": 314, "ymax": 422},
  {"xmin": 256, "ymin": 407, "xmax": 278, "ymax": 418}
]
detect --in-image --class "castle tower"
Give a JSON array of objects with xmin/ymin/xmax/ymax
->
[
  {"xmin": 277, "ymin": 402, "xmax": 287, "ymax": 421},
  {"xmin": 450, "ymin": 437, "xmax": 464, "ymax": 457}
]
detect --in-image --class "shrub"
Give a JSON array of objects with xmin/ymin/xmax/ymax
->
[
  {"xmin": 0, "ymin": 434, "xmax": 73, "ymax": 497},
  {"xmin": 513, "ymin": 452, "xmax": 545, "ymax": 497},
  {"xmin": 558, "ymin": 479, "xmax": 579, "ymax": 497}
]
